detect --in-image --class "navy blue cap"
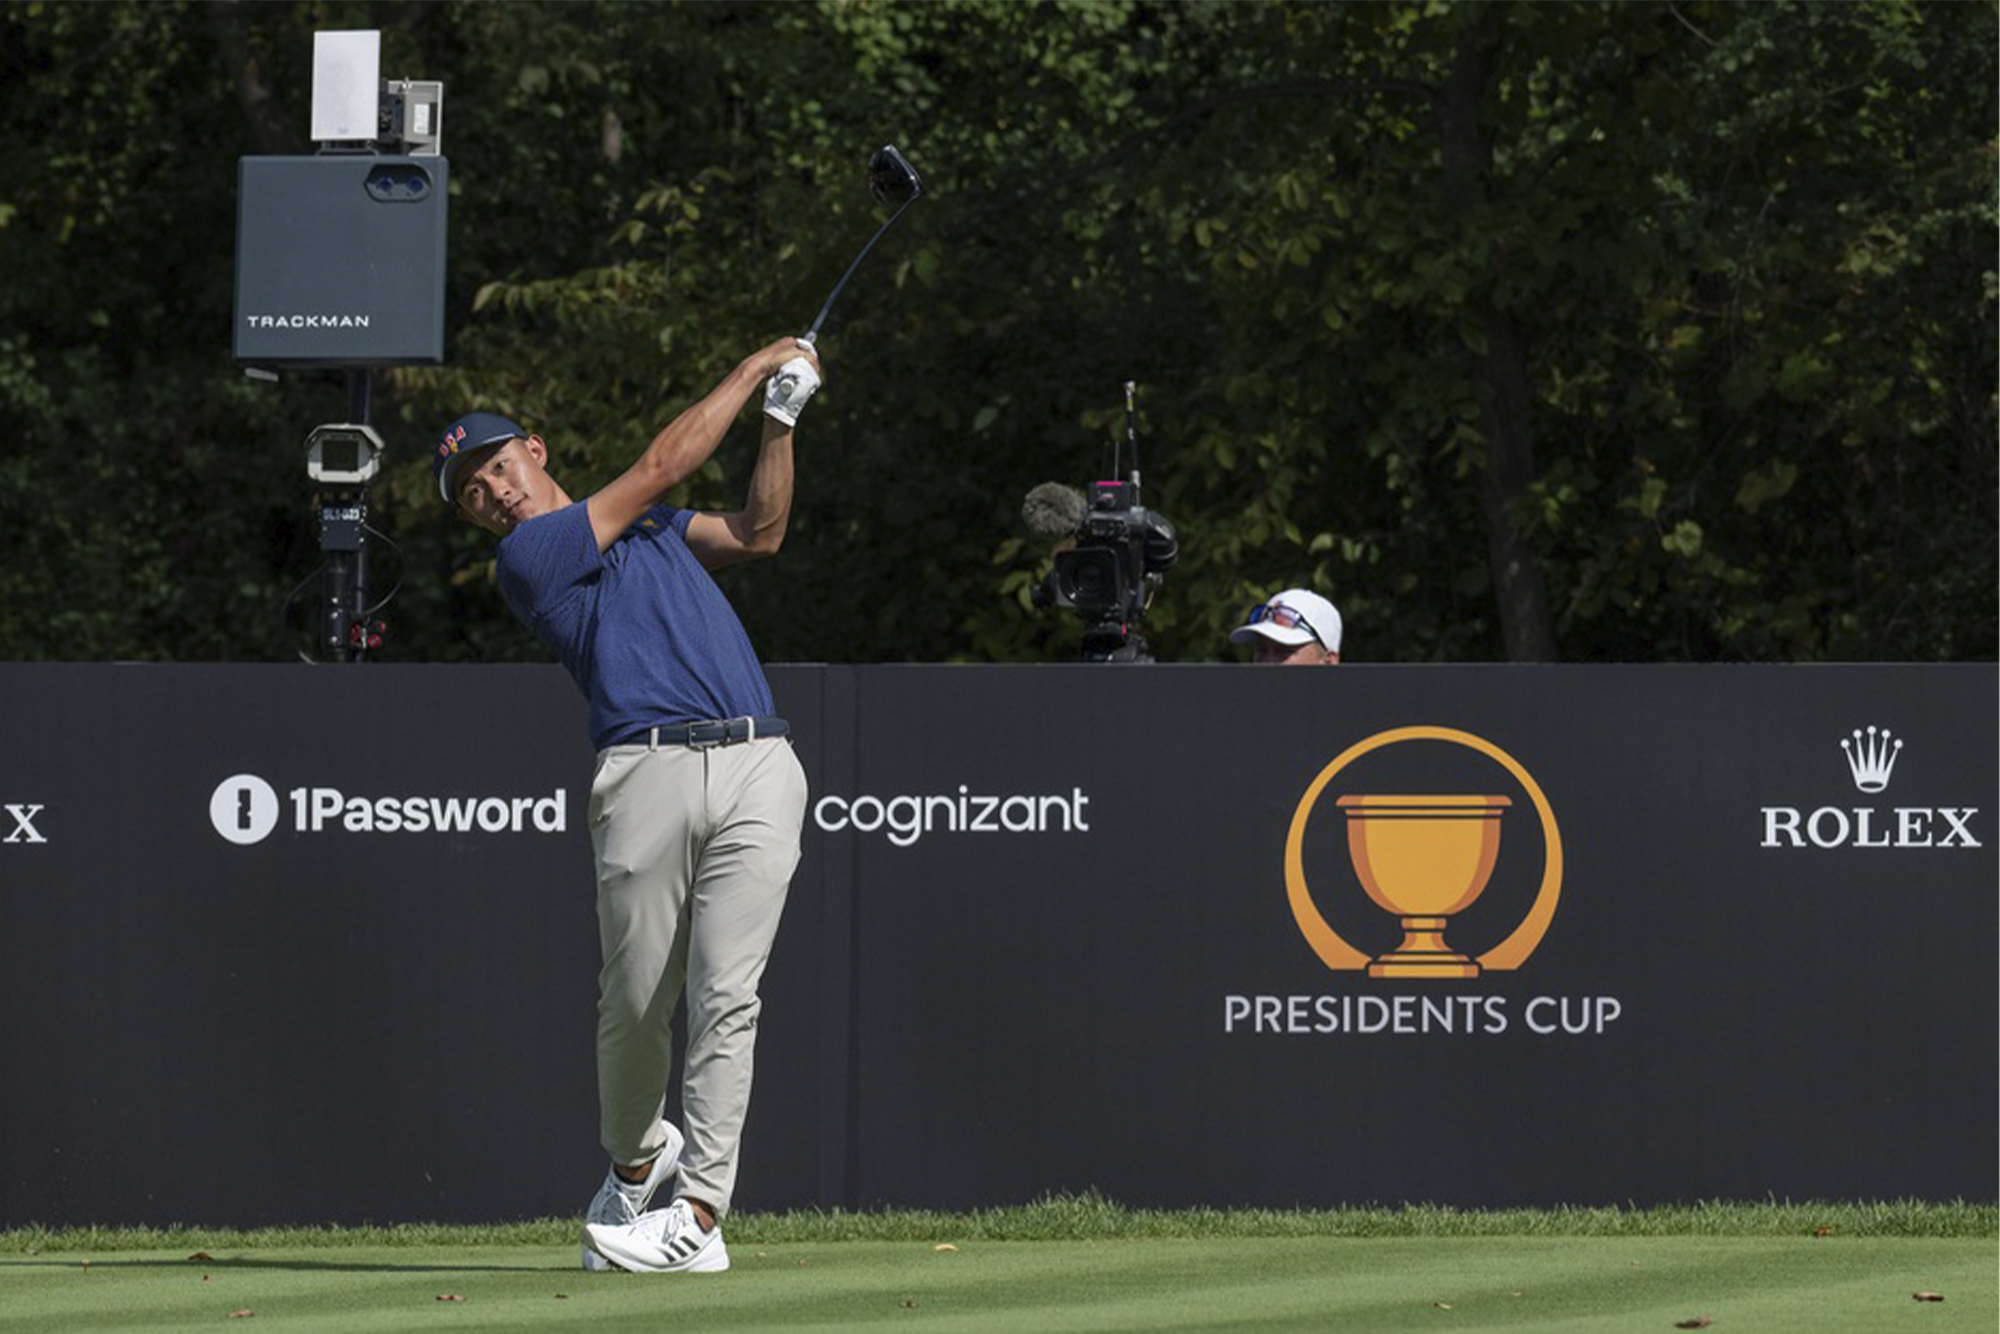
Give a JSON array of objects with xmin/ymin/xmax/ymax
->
[{"xmin": 435, "ymin": 411, "xmax": 527, "ymax": 505}]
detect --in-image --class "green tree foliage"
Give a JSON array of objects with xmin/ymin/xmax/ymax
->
[{"xmin": 0, "ymin": 0, "xmax": 1991, "ymax": 664}]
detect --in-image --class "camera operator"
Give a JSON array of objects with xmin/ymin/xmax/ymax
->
[{"xmin": 1231, "ymin": 588, "xmax": 1343, "ymax": 666}]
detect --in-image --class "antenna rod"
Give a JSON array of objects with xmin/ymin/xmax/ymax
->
[{"xmin": 1124, "ymin": 380, "xmax": 1141, "ymax": 488}]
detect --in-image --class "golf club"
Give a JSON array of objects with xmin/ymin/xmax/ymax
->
[{"xmin": 801, "ymin": 144, "xmax": 926, "ymax": 346}]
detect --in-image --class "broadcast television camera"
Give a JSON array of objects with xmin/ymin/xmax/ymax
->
[{"xmin": 1023, "ymin": 384, "xmax": 1178, "ymax": 663}]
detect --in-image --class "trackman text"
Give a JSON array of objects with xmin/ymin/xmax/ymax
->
[{"xmin": 243, "ymin": 314, "xmax": 372, "ymax": 329}]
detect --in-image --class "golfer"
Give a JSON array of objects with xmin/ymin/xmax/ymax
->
[{"xmin": 435, "ymin": 336, "xmax": 821, "ymax": 1274}]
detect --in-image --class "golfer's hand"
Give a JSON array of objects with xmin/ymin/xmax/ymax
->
[
  {"xmin": 746, "ymin": 337, "xmax": 817, "ymax": 379},
  {"xmin": 761, "ymin": 337, "xmax": 822, "ymax": 427}
]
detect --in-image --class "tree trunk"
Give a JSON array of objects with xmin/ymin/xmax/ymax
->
[
  {"xmin": 1438, "ymin": 14, "xmax": 1561, "ymax": 662},
  {"xmin": 207, "ymin": 1, "xmax": 298, "ymax": 157}
]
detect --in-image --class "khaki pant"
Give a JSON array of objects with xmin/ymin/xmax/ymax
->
[{"xmin": 588, "ymin": 736, "xmax": 806, "ymax": 1219}]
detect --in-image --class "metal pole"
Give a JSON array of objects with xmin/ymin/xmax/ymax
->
[{"xmin": 320, "ymin": 368, "xmax": 375, "ymax": 662}]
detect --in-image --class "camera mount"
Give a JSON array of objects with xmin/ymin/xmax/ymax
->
[{"xmin": 300, "ymin": 399, "xmax": 391, "ymax": 662}]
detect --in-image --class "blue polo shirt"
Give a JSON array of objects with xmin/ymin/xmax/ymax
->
[{"xmin": 495, "ymin": 501, "xmax": 776, "ymax": 751}]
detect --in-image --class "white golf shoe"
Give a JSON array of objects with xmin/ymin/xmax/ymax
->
[
  {"xmin": 583, "ymin": 1197, "xmax": 730, "ymax": 1274},
  {"xmin": 578, "ymin": 1121, "xmax": 685, "ymax": 1272}
]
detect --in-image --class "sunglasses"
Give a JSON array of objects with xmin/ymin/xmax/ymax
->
[{"xmin": 1245, "ymin": 601, "xmax": 1324, "ymax": 649}]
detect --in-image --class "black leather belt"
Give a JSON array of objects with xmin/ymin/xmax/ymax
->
[{"xmin": 630, "ymin": 716, "xmax": 788, "ymax": 749}]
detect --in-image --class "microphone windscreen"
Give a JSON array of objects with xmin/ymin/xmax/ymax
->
[{"xmin": 1022, "ymin": 482, "xmax": 1087, "ymax": 537}]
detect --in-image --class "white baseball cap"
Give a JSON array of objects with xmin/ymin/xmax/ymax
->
[{"xmin": 1230, "ymin": 589, "xmax": 1342, "ymax": 653}]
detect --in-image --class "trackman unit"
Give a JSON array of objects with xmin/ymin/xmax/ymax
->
[
  {"xmin": 232, "ymin": 153, "xmax": 449, "ymax": 369},
  {"xmin": 233, "ymin": 30, "xmax": 446, "ymax": 370}
]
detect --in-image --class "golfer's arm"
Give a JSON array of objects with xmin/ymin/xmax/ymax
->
[
  {"xmin": 586, "ymin": 361, "xmax": 765, "ymax": 553},
  {"xmin": 687, "ymin": 415, "xmax": 794, "ymax": 570}
]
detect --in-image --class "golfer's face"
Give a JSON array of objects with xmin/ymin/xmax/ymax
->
[{"xmin": 457, "ymin": 439, "xmax": 549, "ymax": 536}]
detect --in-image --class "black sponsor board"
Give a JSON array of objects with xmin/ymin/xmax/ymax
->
[
  {"xmin": 0, "ymin": 664, "xmax": 834, "ymax": 1229},
  {"xmin": 817, "ymin": 664, "xmax": 1996, "ymax": 1211},
  {"xmin": 0, "ymin": 664, "xmax": 1991, "ymax": 1225}
]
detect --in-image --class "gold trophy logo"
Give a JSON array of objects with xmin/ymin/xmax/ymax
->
[
  {"xmin": 1286, "ymin": 727, "xmax": 1562, "ymax": 976},
  {"xmin": 1335, "ymin": 794, "xmax": 1511, "ymax": 978}
]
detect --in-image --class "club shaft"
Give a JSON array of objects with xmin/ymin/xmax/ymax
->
[{"xmin": 805, "ymin": 194, "xmax": 921, "ymax": 341}]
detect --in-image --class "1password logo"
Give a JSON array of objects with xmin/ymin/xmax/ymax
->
[
  {"xmin": 208, "ymin": 773, "xmax": 568, "ymax": 845},
  {"xmin": 210, "ymin": 775, "xmax": 281, "ymax": 845}
]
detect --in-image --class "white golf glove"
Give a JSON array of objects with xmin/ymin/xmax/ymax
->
[{"xmin": 764, "ymin": 354, "xmax": 821, "ymax": 426}]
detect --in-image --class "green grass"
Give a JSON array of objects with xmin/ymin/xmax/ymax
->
[
  {"xmin": 2, "ymin": 1197, "xmax": 1994, "ymax": 1333},
  {"xmin": 6, "ymin": 1193, "xmax": 1994, "ymax": 1251}
]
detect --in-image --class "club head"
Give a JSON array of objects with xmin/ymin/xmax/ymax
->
[{"xmin": 867, "ymin": 145, "xmax": 924, "ymax": 206}]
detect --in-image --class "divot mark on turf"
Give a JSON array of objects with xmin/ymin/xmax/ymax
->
[{"xmin": 1912, "ymin": 1292, "xmax": 1946, "ymax": 1302}]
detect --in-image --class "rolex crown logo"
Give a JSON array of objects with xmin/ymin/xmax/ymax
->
[{"xmin": 1840, "ymin": 726, "xmax": 1903, "ymax": 793}]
